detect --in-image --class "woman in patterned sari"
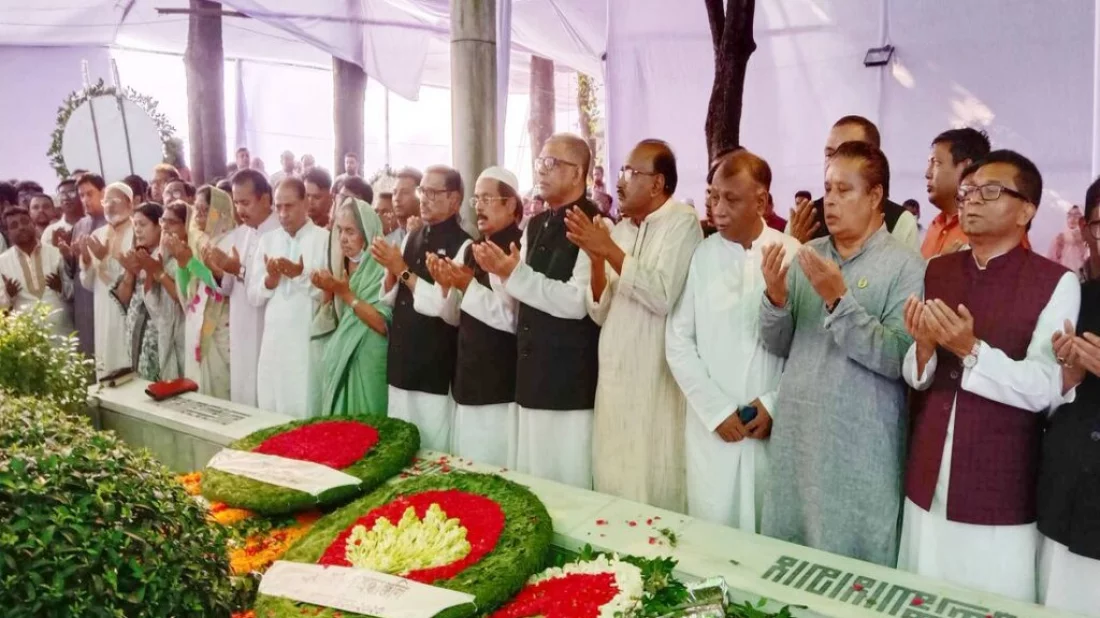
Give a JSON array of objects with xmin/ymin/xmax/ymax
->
[
  {"xmin": 168, "ymin": 186, "xmax": 236, "ymax": 397},
  {"xmin": 312, "ymin": 197, "xmax": 391, "ymax": 417}
]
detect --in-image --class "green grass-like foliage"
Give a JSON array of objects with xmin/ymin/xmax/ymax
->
[
  {"xmin": 254, "ymin": 472, "xmax": 554, "ymax": 618},
  {"xmin": 201, "ymin": 416, "xmax": 420, "ymax": 515},
  {"xmin": 0, "ymin": 394, "xmax": 235, "ymax": 617},
  {"xmin": 0, "ymin": 305, "xmax": 93, "ymax": 413}
]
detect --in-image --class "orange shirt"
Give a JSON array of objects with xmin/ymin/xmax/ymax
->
[{"xmin": 920, "ymin": 211, "xmax": 1031, "ymax": 259}]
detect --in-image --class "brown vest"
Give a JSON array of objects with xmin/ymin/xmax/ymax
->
[{"xmin": 905, "ymin": 246, "xmax": 1067, "ymax": 525}]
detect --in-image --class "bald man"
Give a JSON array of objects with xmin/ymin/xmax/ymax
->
[
  {"xmin": 566, "ymin": 139, "xmax": 702, "ymax": 510},
  {"xmin": 473, "ymin": 133, "xmax": 601, "ymax": 488}
]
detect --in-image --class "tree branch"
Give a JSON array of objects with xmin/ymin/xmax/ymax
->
[
  {"xmin": 704, "ymin": 0, "xmax": 725, "ymax": 53},
  {"xmin": 704, "ymin": 0, "xmax": 757, "ymax": 162}
]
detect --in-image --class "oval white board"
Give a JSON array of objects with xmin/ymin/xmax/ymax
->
[{"xmin": 61, "ymin": 95, "xmax": 164, "ymax": 181}]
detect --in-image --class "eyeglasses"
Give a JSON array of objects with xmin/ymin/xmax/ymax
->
[
  {"xmin": 957, "ymin": 183, "xmax": 1030, "ymax": 204},
  {"xmin": 58, "ymin": 189, "xmax": 78, "ymax": 199},
  {"xmin": 165, "ymin": 189, "xmax": 184, "ymax": 200},
  {"xmin": 416, "ymin": 186, "xmax": 452, "ymax": 201},
  {"xmin": 535, "ymin": 156, "xmax": 579, "ymax": 174},
  {"xmin": 469, "ymin": 196, "xmax": 509, "ymax": 208},
  {"xmin": 619, "ymin": 166, "xmax": 659, "ymax": 183}
]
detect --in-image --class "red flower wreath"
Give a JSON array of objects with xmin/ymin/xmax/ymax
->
[
  {"xmin": 490, "ymin": 573, "xmax": 619, "ymax": 618},
  {"xmin": 253, "ymin": 420, "xmax": 379, "ymax": 469},
  {"xmin": 317, "ymin": 489, "xmax": 505, "ymax": 583}
]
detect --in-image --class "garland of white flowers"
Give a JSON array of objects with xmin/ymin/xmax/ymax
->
[
  {"xmin": 367, "ymin": 165, "xmax": 400, "ymax": 197},
  {"xmin": 47, "ymin": 78, "xmax": 176, "ymax": 180}
]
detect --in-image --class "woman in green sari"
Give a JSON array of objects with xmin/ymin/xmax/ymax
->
[{"xmin": 311, "ymin": 197, "xmax": 391, "ymax": 417}]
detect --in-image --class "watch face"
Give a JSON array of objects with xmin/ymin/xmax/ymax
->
[{"xmin": 963, "ymin": 354, "xmax": 977, "ymax": 369}]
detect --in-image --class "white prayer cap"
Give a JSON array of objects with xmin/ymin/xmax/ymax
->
[
  {"xmin": 476, "ymin": 166, "xmax": 519, "ymax": 194},
  {"xmin": 105, "ymin": 182, "xmax": 134, "ymax": 202}
]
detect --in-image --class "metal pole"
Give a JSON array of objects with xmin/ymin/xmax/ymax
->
[{"xmin": 111, "ymin": 59, "xmax": 136, "ymax": 175}]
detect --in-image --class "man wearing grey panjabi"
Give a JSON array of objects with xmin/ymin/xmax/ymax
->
[{"xmin": 758, "ymin": 141, "xmax": 924, "ymax": 566}]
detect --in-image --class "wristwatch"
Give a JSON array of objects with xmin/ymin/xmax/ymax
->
[
  {"xmin": 399, "ymin": 269, "xmax": 412, "ymax": 283},
  {"xmin": 962, "ymin": 340, "xmax": 982, "ymax": 369}
]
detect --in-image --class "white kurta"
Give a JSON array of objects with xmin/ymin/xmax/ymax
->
[
  {"xmin": 1039, "ymin": 536, "xmax": 1100, "ymax": 616},
  {"xmin": 413, "ymin": 242, "xmax": 518, "ymax": 468},
  {"xmin": 247, "ymin": 220, "xmax": 330, "ymax": 418},
  {"xmin": 220, "ymin": 213, "xmax": 280, "ymax": 407},
  {"xmin": 666, "ymin": 226, "xmax": 800, "ymax": 531},
  {"xmin": 897, "ymin": 269, "xmax": 1080, "ymax": 602},
  {"xmin": 586, "ymin": 198, "xmax": 702, "ymax": 511},
  {"xmin": 0, "ymin": 243, "xmax": 73, "ymax": 337},
  {"xmin": 79, "ymin": 223, "xmax": 133, "ymax": 378},
  {"xmin": 501, "ymin": 210, "xmax": 600, "ymax": 489}
]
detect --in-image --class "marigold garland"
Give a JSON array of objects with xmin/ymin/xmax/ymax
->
[{"xmin": 229, "ymin": 512, "xmax": 321, "ymax": 576}]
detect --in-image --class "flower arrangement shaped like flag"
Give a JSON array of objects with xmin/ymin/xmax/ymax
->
[
  {"xmin": 201, "ymin": 416, "xmax": 419, "ymax": 515},
  {"xmin": 253, "ymin": 472, "xmax": 553, "ymax": 618}
]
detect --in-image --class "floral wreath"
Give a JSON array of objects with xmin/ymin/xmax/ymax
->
[
  {"xmin": 48, "ymin": 78, "xmax": 176, "ymax": 180},
  {"xmin": 491, "ymin": 548, "xmax": 689, "ymax": 618},
  {"xmin": 201, "ymin": 416, "xmax": 420, "ymax": 515},
  {"xmin": 253, "ymin": 472, "xmax": 554, "ymax": 618}
]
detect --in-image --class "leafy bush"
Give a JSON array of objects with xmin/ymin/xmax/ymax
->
[
  {"xmin": 0, "ymin": 305, "xmax": 92, "ymax": 412},
  {"xmin": 0, "ymin": 395, "xmax": 236, "ymax": 617}
]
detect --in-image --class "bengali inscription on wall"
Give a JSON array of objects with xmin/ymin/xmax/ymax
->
[
  {"xmin": 157, "ymin": 397, "xmax": 251, "ymax": 426},
  {"xmin": 761, "ymin": 556, "xmax": 1018, "ymax": 618}
]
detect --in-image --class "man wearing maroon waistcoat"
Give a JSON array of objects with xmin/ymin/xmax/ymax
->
[{"xmin": 897, "ymin": 150, "xmax": 1081, "ymax": 602}]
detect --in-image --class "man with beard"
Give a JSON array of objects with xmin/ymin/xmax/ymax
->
[
  {"xmin": 247, "ymin": 177, "xmax": 330, "ymax": 418},
  {"xmin": 0, "ymin": 206, "xmax": 71, "ymax": 337},
  {"xmin": 667, "ymin": 149, "xmax": 800, "ymax": 530},
  {"xmin": 788, "ymin": 116, "xmax": 919, "ymax": 251},
  {"xmin": 760, "ymin": 141, "xmax": 924, "ymax": 566},
  {"xmin": 371, "ymin": 165, "xmax": 470, "ymax": 450},
  {"xmin": 416, "ymin": 166, "xmax": 524, "ymax": 467},
  {"xmin": 566, "ymin": 139, "xmax": 702, "ymax": 510},
  {"xmin": 473, "ymin": 133, "xmax": 601, "ymax": 488},
  {"xmin": 79, "ymin": 182, "xmax": 135, "ymax": 378},
  {"xmin": 28, "ymin": 194, "xmax": 55, "ymax": 238},
  {"xmin": 335, "ymin": 152, "xmax": 362, "ymax": 187},
  {"xmin": 202, "ymin": 170, "xmax": 280, "ymax": 406},
  {"xmin": 303, "ymin": 168, "xmax": 334, "ymax": 229}
]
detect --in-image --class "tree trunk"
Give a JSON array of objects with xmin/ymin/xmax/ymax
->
[
  {"xmin": 184, "ymin": 0, "xmax": 227, "ymax": 184},
  {"xmin": 704, "ymin": 0, "xmax": 757, "ymax": 162},
  {"xmin": 452, "ymin": 0, "xmax": 498, "ymax": 237},
  {"xmin": 528, "ymin": 55, "xmax": 555, "ymax": 174},
  {"xmin": 333, "ymin": 58, "xmax": 366, "ymax": 177}
]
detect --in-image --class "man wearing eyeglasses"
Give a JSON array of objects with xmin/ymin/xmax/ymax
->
[
  {"xmin": 42, "ymin": 179, "xmax": 84, "ymax": 251},
  {"xmin": 471, "ymin": 133, "xmax": 601, "ymax": 489},
  {"xmin": 371, "ymin": 165, "xmax": 470, "ymax": 452},
  {"xmin": 562, "ymin": 139, "xmax": 701, "ymax": 510},
  {"xmin": 899, "ymin": 150, "xmax": 1081, "ymax": 601}
]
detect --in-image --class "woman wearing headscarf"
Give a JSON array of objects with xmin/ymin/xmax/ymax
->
[
  {"xmin": 78, "ymin": 181, "xmax": 134, "ymax": 378},
  {"xmin": 166, "ymin": 185, "xmax": 237, "ymax": 398},
  {"xmin": 311, "ymin": 196, "xmax": 391, "ymax": 416},
  {"xmin": 143, "ymin": 201, "xmax": 188, "ymax": 381}
]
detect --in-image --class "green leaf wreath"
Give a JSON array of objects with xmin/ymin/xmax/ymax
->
[
  {"xmin": 47, "ymin": 78, "xmax": 176, "ymax": 180},
  {"xmin": 200, "ymin": 416, "xmax": 420, "ymax": 515}
]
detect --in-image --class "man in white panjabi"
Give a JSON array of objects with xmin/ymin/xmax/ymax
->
[
  {"xmin": 78, "ymin": 182, "xmax": 134, "ymax": 378},
  {"xmin": 0, "ymin": 206, "xmax": 73, "ymax": 336},
  {"xmin": 667, "ymin": 150, "xmax": 799, "ymax": 529},
  {"xmin": 247, "ymin": 177, "xmax": 330, "ymax": 418},
  {"xmin": 473, "ymin": 134, "xmax": 601, "ymax": 489},
  {"xmin": 565, "ymin": 139, "xmax": 701, "ymax": 510},
  {"xmin": 898, "ymin": 150, "xmax": 1079, "ymax": 602},
  {"xmin": 371, "ymin": 165, "xmax": 470, "ymax": 452},
  {"xmin": 203, "ymin": 170, "xmax": 280, "ymax": 407},
  {"xmin": 416, "ymin": 166, "xmax": 524, "ymax": 467}
]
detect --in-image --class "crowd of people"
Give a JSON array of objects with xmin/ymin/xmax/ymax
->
[{"xmin": 1, "ymin": 115, "xmax": 1098, "ymax": 615}]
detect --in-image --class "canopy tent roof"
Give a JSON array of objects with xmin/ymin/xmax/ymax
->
[{"xmin": 0, "ymin": 0, "xmax": 606, "ymax": 97}]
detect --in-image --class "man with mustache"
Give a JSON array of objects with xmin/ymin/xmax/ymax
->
[
  {"xmin": 566, "ymin": 139, "xmax": 702, "ymax": 510},
  {"xmin": 0, "ymin": 206, "xmax": 71, "ymax": 337}
]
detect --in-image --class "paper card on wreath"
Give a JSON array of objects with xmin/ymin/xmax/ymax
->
[
  {"xmin": 259, "ymin": 561, "xmax": 476, "ymax": 618},
  {"xmin": 206, "ymin": 449, "xmax": 361, "ymax": 496}
]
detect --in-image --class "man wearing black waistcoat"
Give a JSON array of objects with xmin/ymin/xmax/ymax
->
[
  {"xmin": 473, "ymin": 134, "xmax": 600, "ymax": 488},
  {"xmin": 418, "ymin": 166, "xmax": 525, "ymax": 468},
  {"xmin": 370, "ymin": 165, "xmax": 471, "ymax": 451}
]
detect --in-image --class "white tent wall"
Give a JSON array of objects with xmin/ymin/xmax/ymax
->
[
  {"xmin": 0, "ymin": 46, "xmax": 113, "ymax": 184},
  {"xmin": 606, "ymin": 0, "xmax": 1097, "ymax": 251}
]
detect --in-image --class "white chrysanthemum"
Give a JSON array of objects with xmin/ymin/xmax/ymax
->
[
  {"xmin": 529, "ymin": 554, "xmax": 645, "ymax": 618},
  {"xmin": 344, "ymin": 503, "xmax": 471, "ymax": 574}
]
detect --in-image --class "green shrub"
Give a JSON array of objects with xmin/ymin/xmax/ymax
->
[
  {"xmin": 0, "ymin": 305, "xmax": 92, "ymax": 412},
  {"xmin": 0, "ymin": 395, "xmax": 236, "ymax": 617}
]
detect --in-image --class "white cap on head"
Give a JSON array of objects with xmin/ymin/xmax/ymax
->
[
  {"xmin": 476, "ymin": 166, "xmax": 519, "ymax": 195},
  {"xmin": 105, "ymin": 182, "xmax": 134, "ymax": 202}
]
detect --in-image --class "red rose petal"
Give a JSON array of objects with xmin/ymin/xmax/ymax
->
[
  {"xmin": 254, "ymin": 421, "xmax": 379, "ymax": 469},
  {"xmin": 318, "ymin": 489, "xmax": 505, "ymax": 584},
  {"xmin": 595, "ymin": 519, "xmax": 607, "ymax": 526},
  {"xmin": 911, "ymin": 598, "xmax": 924, "ymax": 607},
  {"xmin": 853, "ymin": 583, "xmax": 864, "ymax": 591},
  {"xmin": 628, "ymin": 521, "xmax": 637, "ymax": 527}
]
